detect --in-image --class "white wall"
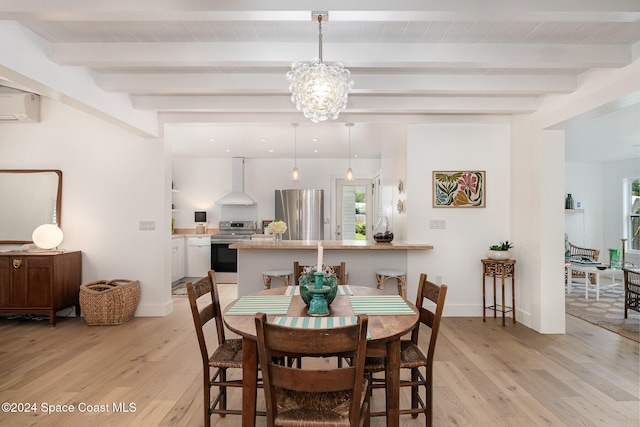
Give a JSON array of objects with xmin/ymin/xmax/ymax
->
[
  {"xmin": 380, "ymin": 127, "xmax": 408, "ymax": 241},
  {"xmin": 0, "ymin": 98, "xmax": 171, "ymax": 316},
  {"xmin": 565, "ymin": 162, "xmax": 605, "ymax": 248},
  {"xmin": 405, "ymin": 122, "xmax": 512, "ymax": 317}
]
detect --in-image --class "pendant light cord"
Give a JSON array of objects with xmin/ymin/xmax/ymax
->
[
  {"xmin": 348, "ymin": 125, "xmax": 351, "ymax": 168},
  {"xmin": 318, "ymin": 15, "xmax": 323, "ymax": 62}
]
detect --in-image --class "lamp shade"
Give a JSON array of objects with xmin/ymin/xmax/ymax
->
[
  {"xmin": 32, "ymin": 224, "xmax": 63, "ymax": 250},
  {"xmin": 194, "ymin": 211, "xmax": 207, "ymax": 223}
]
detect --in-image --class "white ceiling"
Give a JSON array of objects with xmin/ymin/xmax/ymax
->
[{"xmin": 1, "ymin": 1, "xmax": 639, "ymax": 162}]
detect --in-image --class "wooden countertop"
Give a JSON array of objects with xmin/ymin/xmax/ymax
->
[{"xmin": 229, "ymin": 239, "xmax": 433, "ymax": 250}]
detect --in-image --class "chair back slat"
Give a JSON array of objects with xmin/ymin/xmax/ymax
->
[
  {"xmin": 569, "ymin": 242, "xmax": 600, "ymax": 261},
  {"xmin": 271, "ymin": 366, "xmax": 357, "ymax": 393},
  {"xmin": 294, "ymin": 261, "xmax": 347, "ymax": 285}
]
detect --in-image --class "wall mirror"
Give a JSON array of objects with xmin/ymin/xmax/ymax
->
[{"xmin": 0, "ymin": 169, "xmax": 62, "ymax": 243}]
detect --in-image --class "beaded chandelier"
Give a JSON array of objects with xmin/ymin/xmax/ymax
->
[{"xmin": 286, "ymin": 13, "xmax": 353, "ymax": 123}]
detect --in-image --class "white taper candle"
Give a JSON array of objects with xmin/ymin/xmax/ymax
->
[{"xmin": 317, "ymin": 241, "xmax": 323, "ymax": 270}]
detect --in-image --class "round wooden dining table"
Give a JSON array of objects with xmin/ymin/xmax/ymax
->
[{"xmin": 223, "ymin": 285, "xmax": 419, "ymax": 427}]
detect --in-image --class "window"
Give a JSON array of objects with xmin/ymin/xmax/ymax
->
[{"xmin": 627, "ymin": 177, "xmax": 640, "ymax": 252}]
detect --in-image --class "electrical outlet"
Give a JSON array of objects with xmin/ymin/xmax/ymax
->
[
  {"xmin": 139, "ymin": 221, "xmax": 156, "ymax": 230},
  {"xmin": 429, "ymin": 220, "xmax": 446, "ymax": 229}
]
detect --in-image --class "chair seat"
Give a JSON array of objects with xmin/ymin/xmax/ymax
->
[
  {"xmin": 365, "ymin": 340, "xmax": 427, "ymax": 372},
  {"xmin": 274, "ymin": 378, "xmax": 369, "ymax": 427},
  {"xmin": 263, "ymin": 269, "xmax": 294, "ymax": 277},
  {"xmin": 375, "ymin": 269, "xmax": 405, "ymax": 277},
  {"xmin": 375, "ymin": 269, "xmax": 407, "ymax": 298},
  {"xmin": 209, "ymin": 338, "xmax": 243, "ymax": 369},
  {"xmin": 262, "ymin": 270, "xmax": 293, "ymax": 289}
]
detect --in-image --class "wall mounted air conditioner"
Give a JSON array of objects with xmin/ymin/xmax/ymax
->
[{"xmin": 0, "ymin": 92, "xmax": 41, "ymax": 122}]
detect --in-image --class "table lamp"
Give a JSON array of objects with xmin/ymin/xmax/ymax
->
[{"xmin": 32, "ymin": 224, "xmax": 64, "ymax": 250}]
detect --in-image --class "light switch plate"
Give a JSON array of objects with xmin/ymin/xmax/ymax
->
[
  {"xmin": 139, "ymin": 221, "xmax": 156, "ymax": 230},
  {"xmin": 429, "ymin": 220, "xmax": 446, "ymax": 229}
]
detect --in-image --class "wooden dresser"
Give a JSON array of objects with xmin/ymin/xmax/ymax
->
[{"xmin": 0, "ymin": 251, "xmax": 82, "ymax": 326}]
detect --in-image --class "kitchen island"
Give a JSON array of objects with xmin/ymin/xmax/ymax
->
[{"xmin": 230, "ymin": 240, "xmax": 433, "ymax": 295}]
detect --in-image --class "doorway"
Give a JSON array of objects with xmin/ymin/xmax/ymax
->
[{"xmin": 336, "ymin": 179, "xmax": 373, "ymax": 241}]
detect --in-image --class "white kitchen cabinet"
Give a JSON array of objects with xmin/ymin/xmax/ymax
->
[
  {"xmin": 186, "ymin": 236, "xmax": 211, "ymax": 277},
  {"xmin": 171, "ymin": 237, "xmax": 185, "ymax": 282}
]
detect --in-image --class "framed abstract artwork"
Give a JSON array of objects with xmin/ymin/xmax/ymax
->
[{"xmin": 432, "ymin": 171, "xmax": 485, "ymax": 208}]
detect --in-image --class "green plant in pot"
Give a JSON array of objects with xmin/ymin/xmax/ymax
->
[{"xmin": 487, "ymin": 241, "xmax": 514, "ymax": 260}]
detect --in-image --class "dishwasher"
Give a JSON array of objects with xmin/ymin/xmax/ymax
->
[{"xmin": 186, "ymin": 236, "xmax": 211, "ymax": 277}]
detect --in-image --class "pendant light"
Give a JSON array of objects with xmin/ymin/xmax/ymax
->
[
  {"xmin": 345, "ymin": 122, "xmax": 355, "ymax": 181},
  {"xmin": 286, "ymin": 12, "xmax": 353, "ymax": 123},
  {"xmin": 292, "ymin": 123, "xmax": 300, "ymax": 181}
]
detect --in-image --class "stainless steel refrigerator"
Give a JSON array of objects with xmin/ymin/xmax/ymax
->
[{"xmin": 275, "ymin": 189, "xmax": 324, "ymax": 240}]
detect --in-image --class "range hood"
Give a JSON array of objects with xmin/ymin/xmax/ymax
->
[{"xmin": 215, "ymin": 157, "xmax": 256, "ymax": 205}]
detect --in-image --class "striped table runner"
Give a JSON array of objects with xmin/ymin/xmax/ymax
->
[
  {"xmin": 272, "ymin": 316, "xmax": 371, "ymax": 339},
  {"xmin": 285, "ymin": 285, "xmax": 353, "ymax": 296},
  {"xmin": 349, "ymin": 295, "xmax": 415, "ymax": 315},
  {"xmin": 273, "ymin": 316, "xmax": 357, "ymax": 328},
  {"xmin": 225, "ymin": 295, "xmax": 293, "ymax": 315}
]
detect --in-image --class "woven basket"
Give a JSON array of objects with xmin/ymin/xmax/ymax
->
[{"xmin": 80, "ymin": 279, "xmax": 140, "ymax": 326}]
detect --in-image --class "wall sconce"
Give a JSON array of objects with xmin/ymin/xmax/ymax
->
[{"xmin": 195, "ymin": 211, "xmax": 207, "ymax": 234}]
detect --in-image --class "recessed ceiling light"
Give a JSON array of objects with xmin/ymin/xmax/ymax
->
[
  {"xmin": 269, "ymin": 149, "xmax": 274, "ymax": 152},
  {"xmin": 261, "ymin": 138, "xmax": 267, "ymax": 142},
  {"xmin": 210, "ymin": 138, "xmax": 216, "ymax": 142},
  {"xmin": 313, "ymin": 149, "xmax": 318, "ymax": 153},
  {"xmin": 312, "ymin": 138, "xmax": 318, "ymax": 142},
  {"xmin": 354, "ymin": 154, "xmax": 359, "ymax": 158},
  {"xmin": 225, "ymin": 149, "xmax": 231, "ymax": 152}
]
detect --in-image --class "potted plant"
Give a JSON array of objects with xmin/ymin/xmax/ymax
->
[{"xmin": 487, "ymin": 241, "xmax": 514, "ymax": 260}]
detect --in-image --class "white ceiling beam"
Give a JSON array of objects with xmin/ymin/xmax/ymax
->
[
  {"xmin": 0, "ymin": 21, "xmax": 159, "ymax": 137},
  {"xmin": 133, "ymin": 94, "xmax": 540, "ymax": 114},
  {"xmin": 160, "ymin": 111, "xmax": 514, "ymax": 125},
  {"xmin": 1, "ymin": 0, "xmax": 638, "ymax": 22},
  {"xmin": 51, "ymin": 42, "xmax": 631, "ymax": 69},
  {"xmin": 99, "ymin": 72, "xmax": 576, "ymax": 95}
]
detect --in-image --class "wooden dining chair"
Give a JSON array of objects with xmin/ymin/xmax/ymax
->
[
  {"xmin": 186, "ymin": 270, "xmax": 246, "ymax": 426},
  {"xmin": 364, "ymin": 274, "xmax": 447, "ymax": 426},
  {"xmin": 255, "ymin": 312, "xmax": 371, "ymax": 427},
  {"xmin": 294, "ymin": 261, "xmax": 347, "ymax": 285},
  {"xmin": 623, "ymin": 268, "xmax": 640, "ymax": 318}
]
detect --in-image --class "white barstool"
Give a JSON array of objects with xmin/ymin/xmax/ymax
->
[
  {"xmin": 262, "ymin": 270, "xmax": 293, "ymax": 289},
  {"xmin": 375, "ymin": 269, "xmax": 407, "ymax": 299}
]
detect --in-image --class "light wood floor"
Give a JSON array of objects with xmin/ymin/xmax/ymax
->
[{"xmin": 0, "ymin": 283, "xmax": 638, "ymax": 427}]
